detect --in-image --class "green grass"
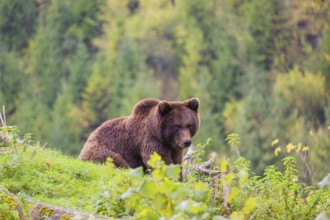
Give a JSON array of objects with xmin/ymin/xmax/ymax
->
[{"xmin": 0, "ymin": 144, "xmax": 125, "ymax": 213}]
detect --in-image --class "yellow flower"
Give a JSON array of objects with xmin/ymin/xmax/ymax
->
[
  {"xmin": 296, "ymin": 145, "xmax": 302, "ymax": 153},
  {"xmin": 274, "ymin": 146, "xmax": 282, "ymax": 156},
  {"xmin": 286, "ymin": 143, "xmax": 295, "ymax": 153},
  {"xmin": 302, "ymin": 146, "xmax": 310, "ymax": 152},
  {"xmin": 271, "ymin": 139, "xmax": 279, "ymax": 147}
]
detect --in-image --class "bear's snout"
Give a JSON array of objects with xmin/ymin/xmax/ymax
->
[{"xmin": 183, "ymin": 139, "xmax": 192, "ymax": 148}]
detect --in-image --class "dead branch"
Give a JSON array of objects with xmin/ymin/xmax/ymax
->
[
  {"xmin": 0, "ymin": 105, "xmax": 6, "ymax": 127},
  {"xmin": 182, "ymin": 145, "xmax": 222, "ymax": 181},
  {"xmin": 0, "ymin": 132, "xmax": 12, "ymax": 146},
  {"xmin": 182, "ymin": 145, "xmax": 231, "ymax": 213},
  {"xmin": 199, "ymin": 152, "xmax": 217, "ymax": 168}
]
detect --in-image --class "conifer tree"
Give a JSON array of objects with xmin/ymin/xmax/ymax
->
[
  {"xmin": 51, "ymin": 91, "xmax": 83, "ymax": 155},
  {"xmin": 0, "ymin": 0, "xmax": 37, "ymax": 51}
]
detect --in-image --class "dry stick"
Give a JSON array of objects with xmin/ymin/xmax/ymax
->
[
  {"xmin": 199, "ymin": 152, "xmax": 217, "ymax": 168},
  {"xmin": 0, "ymin": 105, "xmax": 6, "ymax": 127},
  {"xmin": 0, "ymin": 108, "xmax": 11, "ymax": 145}
]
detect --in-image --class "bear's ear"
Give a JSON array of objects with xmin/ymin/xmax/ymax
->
[
  {"xmin": 186, "ymin": 98, "xmax": 199, "ymax": 112},
  {"xmin": 159, "ymin": 101, "xmax": 172, "ymax": 116}
]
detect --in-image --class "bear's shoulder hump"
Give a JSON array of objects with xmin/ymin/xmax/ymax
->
[{"xmin": 132, "ymin": 98, "xmax": 159, "ymax": 115}]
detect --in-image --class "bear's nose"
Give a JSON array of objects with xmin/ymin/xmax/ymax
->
[{"xmin": 183, "ymin": 139, "xmax": 192, "ymax": 148}]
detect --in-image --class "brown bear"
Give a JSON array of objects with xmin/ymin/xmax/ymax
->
[{"xmin": 78, "ymin": 98, "xmax": 200, "ymax": 170}]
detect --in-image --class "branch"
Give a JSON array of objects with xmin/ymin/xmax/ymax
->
[
  {"xmin": 182, "ymin": 145, "xmax": 223, "ymax": 180},
  {"xmin": 0, "ymin": 105, "xmax": 6, "ymax": 127},
  {"xmin": 182, "ymin": 145, "xmax": 231, "ymax": 213},
  {"xmin": 0, "ymin": 132, "xmax": 12, "ymax": 146},
  {"xmin": 199, "ymin": 152, "xmax": 217, "ymax": 168}
]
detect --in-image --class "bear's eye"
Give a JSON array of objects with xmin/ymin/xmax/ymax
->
[{"xmin": 187, "ymin": 124, "xmax": 193, "ymax": 129}]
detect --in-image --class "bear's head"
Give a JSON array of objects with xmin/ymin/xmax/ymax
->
[{"xmin": 158, "ymin": 98, "xmax": 200, "ymax": 149}]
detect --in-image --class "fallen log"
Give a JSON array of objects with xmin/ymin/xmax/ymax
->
[{"xmin": 0, "ymin": 189, "xmax": 109, "ymax": 220}]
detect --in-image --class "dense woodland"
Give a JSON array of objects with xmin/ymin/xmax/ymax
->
[{"xmin": 0, "ymin": 0, "xmax": 329, "ymax": 184}]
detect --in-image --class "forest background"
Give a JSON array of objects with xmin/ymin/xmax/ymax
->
[{"xmin": 0, "ymin": 0, "xmax": 329, "ymax": 185}]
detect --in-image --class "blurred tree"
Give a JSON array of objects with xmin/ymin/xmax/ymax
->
[
  {"xmin": 224, "ymin": 68, "xmax": 329, "ymax": 178},
  {"xmin": 223, "ymin": 66, "xmax": 274, "ymax": 172},
  {"xmin": 67, "ymin": 40, "xmax": 92, "ymax": 102},
  {"xmin": 273, "ymin": 69, "xmax": 327, "ymax": 131},
  {"xmin": 0, "ymin": 51, "xmax": 24, "ymax": 116},
  {"xmin": 317, "ymin": 10, "xmax": 330, "ymax": 91},
  {"xmin": 272, "ymin": 68, "xmax": 329, "ymax": 184},
  {"xmin": 0, "ymin": 0, "xmax": 37, "ymax": 51},
  {"xmin": 108, "ymin": 37, "xmax": 146, "ymax": 117},
  {"xmin": 81, "ymin": 66, "xmax": 111, "ymax": 134},
  {"xmin": 25, "ymin": 0, "xmax": 105, "ymax": 107},
  {"xmin": 50, "ymin": 91, "xmax": 83, "ymax": 155},
  {"xmin": 285, "ymin": 0, "xmax": 329, "ymax": 70},
  {"xmin": 13, "ymin": 93, "xmax": 51, "ymax": 142},
  {"xmin": 309, "ymin": 123, "xmax": 330, "ymax": 183},
  {"xmin": 229, "ymin": 0, "xmax": 291, "ymax": 71},
  {"xmin": 11, "ymin": 0, "xmax": 105, "ymax": 151},
  {"xmin": 26, "ymin": 22, "xmax": 63, "ymax": 107},
  {"xmin": 95, "ymin": 0, "xmax": 162, "ymax": 117}
]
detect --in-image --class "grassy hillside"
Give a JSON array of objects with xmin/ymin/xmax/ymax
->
[
  {"xmin": 0, "ymin": 129, "xmax": 126, "ymax": 215},
  {"xmin": 0, "ymin": 126, "xmax": 329, "ymax": 219}
]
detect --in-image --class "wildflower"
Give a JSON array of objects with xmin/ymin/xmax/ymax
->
[
  {"xmin": 274, "ymin": 146, "xmax": 282, "ymax": 156},
  {"xmin": 302, "ymin": 146, "xmax": 310, "ymax": 152},
  {"xmin": 286, "ymin": 143, "xmax": 295, "ymax": 153},
  {"xmin": 296, "ymin": 145, "xmax": 302, "ymax": 153},
  {"xmin": 271, "ymin": 139, "xmax": 279, "ymax": 147}
]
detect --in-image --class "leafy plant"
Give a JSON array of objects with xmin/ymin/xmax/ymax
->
[
  {"xmin": 213, "ymin": 154, "xmax": 329, "ymax": 220},
  {"xmin": 98, "ymin": 152, "xmax": 212, "ymax": 219}
]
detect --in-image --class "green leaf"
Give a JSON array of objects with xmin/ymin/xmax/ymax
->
[
  {"xmin": 227, "ymin": 187, "xmax": 240, "ymax": 204},
  {"xmin": 176, "ymin": 200, "xmax": 206, "ymax": 215},
  {"xmin": 159, "ymin": 180, "xmax": 182, "ymax": 199},
  {"xmin": 140, "ymin": 208, "xmax": 158, "ymax": 220},
  {"xmin": 147, "ymin": 152, "xmax": 162, "ymax": 168},
  {"xmin": 162, "ymin": 199, "xmax": 174, "ymax": 218},
  {"xmin": 224, "ymin": 173, "xmax": 234, "ymax": 185},
  {"xmin": 125, "ymin": 194, "xmax": 140, "ymax": 210},
  {"xmin": 238, "ymin": 170, "xmax": 248, "ymax": 186},
  {"xmin": 120, "ymin": 187, "xmax": 134, "ymax": 199},
  {"xmin": 128, "ymin": 166, "xmax": 144, "ymax": 178},
  {"xmin": 193, "ymin": 181, "xmax": 210, "ymax": 202},
  {"xmin": 221, "ymin": 160, "xmax": 228, "ymax": 172},
  {"xmin": 138, "ymin": 179, "xmax": 158, "ymax": 197},
  {"xmin": 230, "ymin": 211, "xmax": 244, "ymax": 220},
  {"xmin": 243, "ymin": 197, "xmax": 257, "ymax": 213},
  {"xmin": 153, "ymin": 193, "xmax": 167, "ymax": 209},
  {"xmin": 165, "ymin": 164, "xmax": 181, "ymax": 180}
]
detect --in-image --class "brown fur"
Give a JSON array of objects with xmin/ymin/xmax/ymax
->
[{"xmin": 78, "ymin": 98, "xmax": 200, "ymax": 170}]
